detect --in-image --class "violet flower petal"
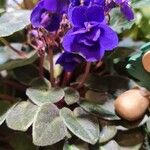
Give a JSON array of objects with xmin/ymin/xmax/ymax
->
[
  {"xmin": 30, "ymin": 0, "xmax": 45, "ymax": 27},
  {"xmin": 56, "ymin": 52, "xmax": 84, "ymax": 71},
  {"xmin": 99, "ymin": 24, "xmax": 118, "ymax": 51},
  {"xmin": 121, "ymin": 3, "xmax": 134, "ymax": 21},
  {"xmin": 86, "ymin": 5, "xmax": 104, "ymax": 23}
]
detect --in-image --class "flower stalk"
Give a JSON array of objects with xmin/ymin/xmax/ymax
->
[
  {"xmin": 62, "ymin": 72, "xmax": 72, "ymax": 86},
  {"xmin": 39, "ymin": 54, "xmax": 45, "ymax": 78},
  {"xmin": 0, "ymin": 37, "xmax": 26, "ymax": 57},
  {"xmin": 48, "ymin": 46, "xmax": 55, "ymax": 86},
  {"xmin": 77, "ymin": 62, "xmax": 91, "ymax": 89}
]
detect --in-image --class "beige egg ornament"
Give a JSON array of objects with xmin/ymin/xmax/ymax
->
[
  {"xmin": 142, "ymin": 50, "xmax": 150, "ymax": 73},
  {"xmin": 114, "ymin": 89, "xmax": 149, "ymax": 121}
]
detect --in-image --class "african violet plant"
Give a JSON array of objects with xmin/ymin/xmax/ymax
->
[{"xmin": 0, "ymin": 0, "xmax": 150, "ymax": 149}]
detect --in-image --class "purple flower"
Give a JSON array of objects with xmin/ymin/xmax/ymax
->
[
  {"xmin": 70, "ymin": 0, "xmax": 90, "ymax": 6},
  {"xmin": 63, "ymin": 6, "xmax": 118, "ymax": 62},
  {"xmin": 56, "ymin": 52, "xmax": 84, "ymax": 71},
  {"xmin": 106, "ymin": 0, "xmax": 134, "ymax": 21},
  {"xmin": 30, "ymin": 0, "xmax": 69, "ymax": 32},
  {"xmin": 70, "ymin": 0, "xmax": 104, "ymax": 7}
]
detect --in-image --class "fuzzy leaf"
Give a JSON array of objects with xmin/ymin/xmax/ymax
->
[
  {"xmin": 0, "ymin": 51, "xmax": 38, "ymax": 71},
  {"xmin": 100, "ymin": 140, "xmax": 142, "ymax": 150},
  {"xmin": 100, "ymin": 140, "xmax": 120, "ymax": 150},
  {"xmin": 0, "ymin": 10, "xmax": 31, "ymax": 37},
  {"xmin": 63, "ymin": 140, "xmax": 89, "ymax": 150},
  {"xmin": 116, "ymin": 115, "xmax": 149, "ymax": 131},
  {"xmin": 126, "ymin": 43, "xmax": 150, "ymax": 90},
  {"xmin": 0, "ymin": 113, "xmax": 7, "ymax": 125},
  {"xmin": 146, "ymin": 118, "xmax": 150, "ymax": 133},
  {"xmin": 13, "ymin": 65, "xmax": 39, "ymax": 85},
  {"xmin": 26, "ymin": 87, "xmax": 65, "ymax": 106},
  {"xmin": 85, "ymin": 75, "xmax": 137, "ymax": 97},
  {"xmin": 64, "ymin": 87, "xmax": 80, "ymax": 105},
  {"xmin": 99, "ymin": 126, "xmax": 117, "ymax": 143},
  {"xmin": 109, "ymin": 8, "xmax": 134, "ymax": 34},
  {"xmin": 79, "ymin": 99, "xmax": 120, "ymax": 120},
  {"xmin": 33, "ymin": 103, "xmax": 67, "ymax": 146},
  {"xmin": 115, "ymin": 129, "xmax": 144, "ymax": 147},
  {"xmin": 60, "ymin": 107, "xmax": 99, "ymax": 144},
  {"xmin": 29, "ymin": 77, "xmax": 51, "ymax": 89},
  {"xmin": 132, "ymin": 0, "xmax": 150, "ymax": 8},
  {"xmin": 6, "ymin": 101, "xmax": 38, "ymax": 131},
  {"xmin": 26, "ymin": 77, "xmax": 64, "ymax": 106}
]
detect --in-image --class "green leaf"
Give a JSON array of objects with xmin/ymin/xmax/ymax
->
[
  {"xmin": 116, "ymin": 115, "xmax": 149, "ymax": 131},
  {"xmin": 79, "ymin": 100, "xmax": 120, "ymax": 120},
  {"xmin": 6, "ymin": 101, "xmax": 38, "ymax": 131},
  {"xmin": 126, "ymin": 46, "xmax": 150, "ymax": 90},
  {"xmin": 26, "ymin": 86, "xmax": 65, "ymax": 106},
  {"xmin": 0, "ymin": 51, "xmax": 38, "ymax": 71},
  {"xmin": 139, "ymin": 17, "xmax": 150, "ymax": 39},
  {"xmin": 13, "ymin": 65, "xmax": 39, "ymax": 85},
  {"xmin": 85, "ymin": 90, "xmax": 111, "ymax": 103},
  {"xmin": 146, "ymin": 118, "xmax": 150, "ymax": 134},
  {"xmin": 0, "ymin": 44, "xmax": 25, "ymax": 65},
  {"xmin": 108, "ymin": 47, "xmax": 134, "ymax": 60},
  {"xmin": 100, "ymin": 140, "xmax": 142, "ymax": 150},
  {"xmin": 118, "ymin": 38, "xmax": 145, "ymax": 50},
  {"xmin": 100, "ymin": 140, "xmax": 120, "ymax": 150},
  {"xmin": 0, "ymin": 46, "xmax": 10, "ymax": 64},
  {"xmin": 0, "ymin": 10, "xmax": 31, "ymax": 37},
  {"xmin": 115, "ymin": 129, "xmax": 144, "ymax": 147},
  {"xmin": 0, "ymin": 8, "xmax": 5, "ymax": 14},
  {"xmin": 29, "ymin": 77, "xmax": 51, "ymax": 89},
  {"xmin": 26, "ymin": 76, "xmax": 64, "ymax": 106},
  {"xmin": 0, "ymin": 0, "xmax": 5, "ymax": 8},
  {"xmin": 0, "ymin": 113, "xmax": 7, "ymax": 125},
  {"xmin": 109, "ymin": 8, "xmax": 134, "ymax": 34},
  {"xmin": 60, "ymin": 107, "xmax": 99, "ymax": 144},
  {"xmin": 132, "ymin": 0, "xmax": 150, "ymax": 9},
  {"xmin": 85, "ymin": 75, "xmax": 137, "ymax": 97},
  {"xmin": 64, "ymin": 87, "xmax": 80, "ymax": 105},
  {"xmin": 99, "ymin": 126, "xmax": 117, "ymax": 144},
  {"xmin": 33, "ymin": 103, "xmax": 67, "ymax": 146},
  {"xmin": 63, "ymin": 140, "xmax": 89, "ymax": 150},
  {"xmin": 120, "ymin": 144, "xmax": 143, "ymax": 150},
  {"xmin": 140, "ymin": 42, "xmax": 150, "ymax": 52}
]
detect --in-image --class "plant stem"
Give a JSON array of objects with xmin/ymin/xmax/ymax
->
[
  {"xmin": 39, "ymin": 54, "xmax": 44, "ymax": 78},
  {"xmin": 0, "ymin": 37, "xmax": 25, "ymax": 57},
  {"xmin": 47, "ymin": 46, "xmax": 55, "ymax": 86},
  {"xmin": 62, "ymin": 72, "xmax": 72, "ymax": 87},
  {"xmin": 95, "ymin": 61, "xmax": 103, "ymax": 70},
  {"xmin": 77, "ymin": 62, "xmax": 91, "ymax": 89}
]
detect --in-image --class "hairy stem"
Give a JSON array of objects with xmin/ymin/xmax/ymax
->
[
  {"xmin": 48, "ymin": 47, "xmax": 55, "ymax": 86},
  {"xmin": 39, "ymin": 54, "xmax": 44, "ymax": 78},
  {"xmin": 77, "ymin": 62, "xmax": 91, "ymax": 89},
  {"xmin": 0, "ymin": 37, "xmax": 25, "ymax": 57},
  {"xmin": 62, "ymin": 72, "xmax": 72, "ymax": 87}
]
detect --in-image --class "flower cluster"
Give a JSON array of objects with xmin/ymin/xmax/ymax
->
[{"xmin": 30, "ymin": 0, "xmax": 134, "ymax": 71}]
